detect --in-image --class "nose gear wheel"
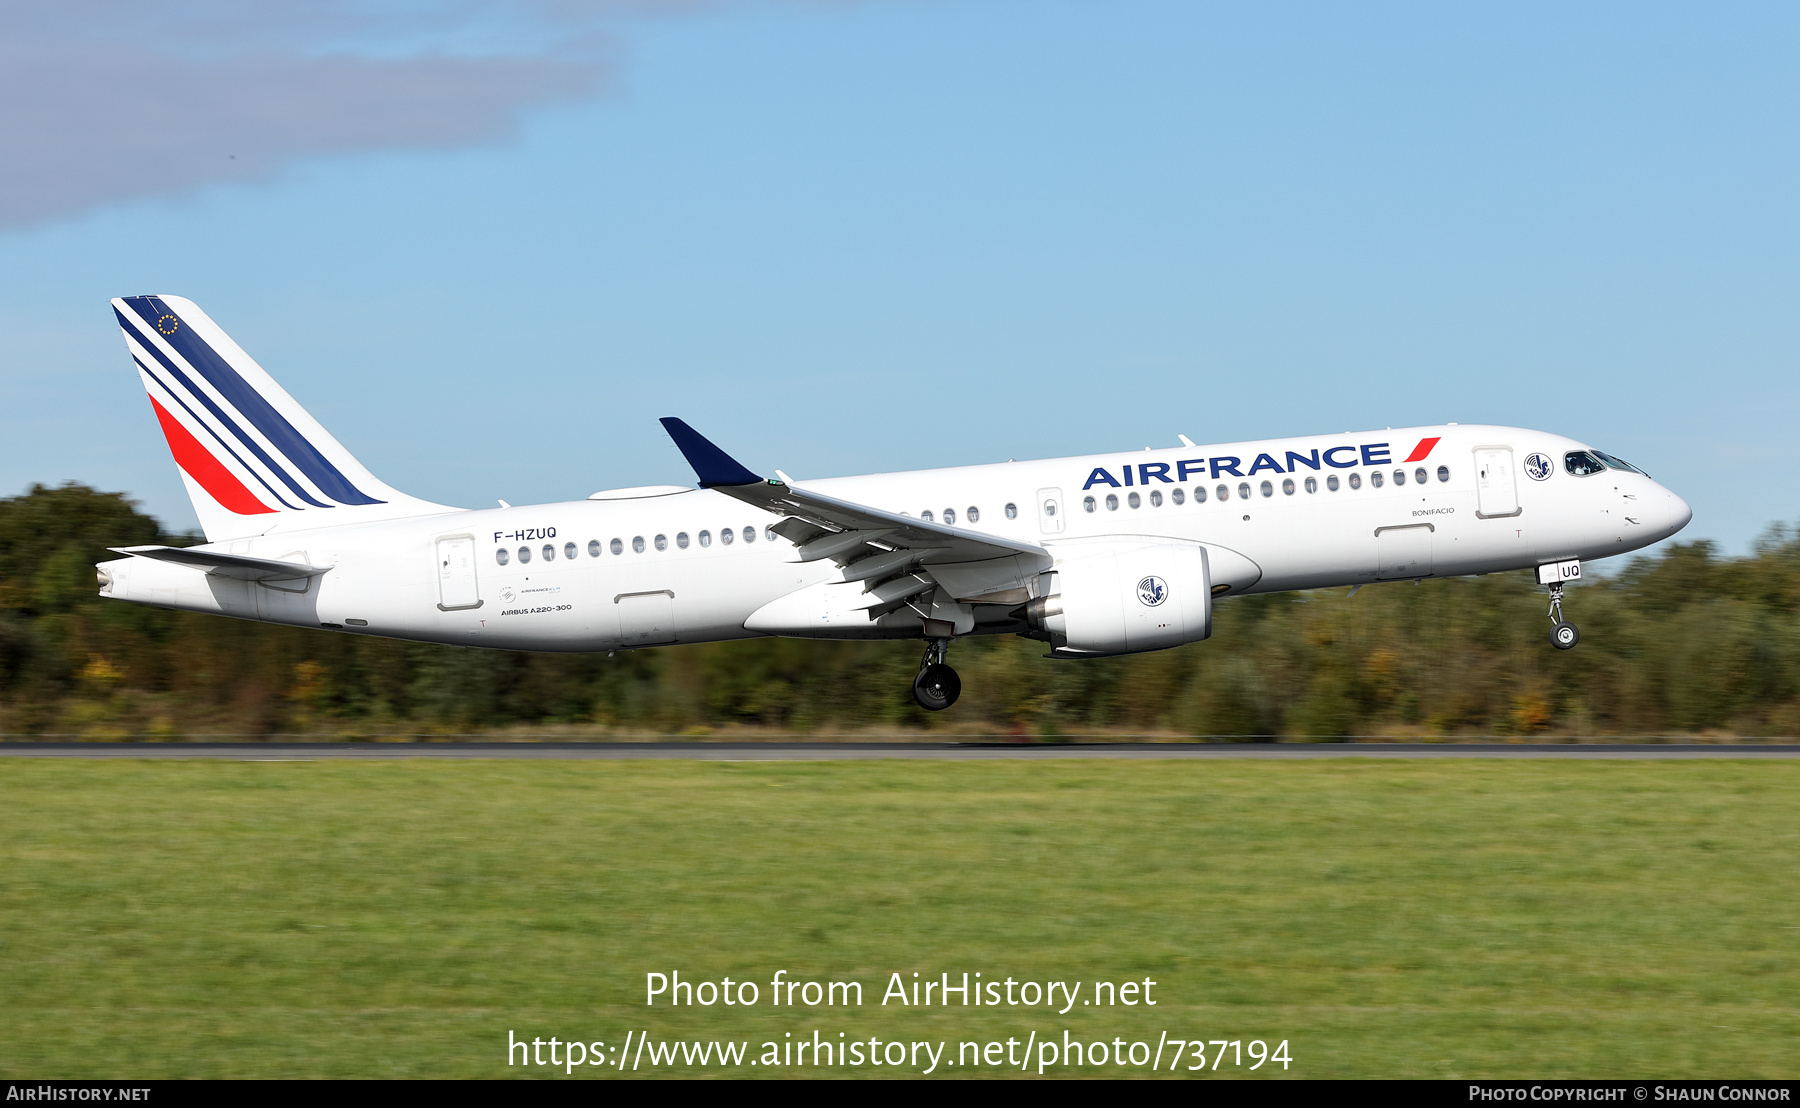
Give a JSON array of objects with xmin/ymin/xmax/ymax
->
[{"xmin": 1547, "ymin": 582, "xmax": 1579, "ymax": 650}]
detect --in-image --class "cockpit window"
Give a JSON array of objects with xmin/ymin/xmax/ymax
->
[
  {"xmin": 1564, "ymin": 451, "xmax": 1607, "ymax": 477},
  {"xmin": 1593, "ymin": 450, "xmax": 1647, "ymax": 476}
]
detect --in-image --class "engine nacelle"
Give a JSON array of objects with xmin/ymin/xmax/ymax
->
[{"xmin": 1023, "ymin": 541, "xmax": 1212, "ymax": 656}]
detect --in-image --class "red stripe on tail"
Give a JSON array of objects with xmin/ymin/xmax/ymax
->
[
  {"xmin": 1403, "ymin": 437, "xmax": 1441, "ymax": 463},
  {"xmin": 149, "ymin": 397, "xmax": 276, "ymax": 515}
]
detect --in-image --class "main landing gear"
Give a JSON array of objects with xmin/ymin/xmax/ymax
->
[
  {"xmin": 1547, "ymin": 582, "xmax": 1580, "ymax": 650},
  {"xmin": 913, "ymin": 639, "xmax": 961, "ymax": 711}
]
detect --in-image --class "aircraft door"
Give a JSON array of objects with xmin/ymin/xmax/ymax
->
[
  {"xmin": 1036, "ymin": 487, "xmax": 1066, "ymax": 534},
  {"xmin": 617, "ymin": 589, "xmax": 677, "ymax": 646},
  {"xmin": 435, "ymin": 535, "xmax": 482, "ymax": 610},
  {"xmin": 1375, "ymin": 524, "xmax": 1433, "ymax": 580},
  {"xmin": 1475, "ymin": 447, "xmax": 1521, "ymax": 518}
]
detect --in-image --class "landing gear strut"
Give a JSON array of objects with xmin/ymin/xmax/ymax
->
[
  {"xmin": 912, "ymin": 639, "xmax": 961, "ymax": 711},
  {"xmin": 1547, "ymin": 582, "xmax": 1580, "ymax": 650}
]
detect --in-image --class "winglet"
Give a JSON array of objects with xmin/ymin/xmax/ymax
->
[{"xmin": 659, "ymin": 418, "xmax": 764, "ymax": 488}]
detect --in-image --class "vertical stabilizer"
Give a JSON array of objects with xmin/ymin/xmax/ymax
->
[{"xmin": 112, "ymin": 294, "xmax": 452, "ymax": 541}]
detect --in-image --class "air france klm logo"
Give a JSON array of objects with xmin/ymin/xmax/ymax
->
[
  {"xmin": 1137, "ymin": 576, "xmax": 1168, "ymax": 607},
  {"xmin": 1081, "ymin": 437, "xmax": 1441, "ymax": 490}
]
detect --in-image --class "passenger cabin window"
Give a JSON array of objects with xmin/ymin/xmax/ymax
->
[
  {"xmin": 610, "ymin": 538, "xmax": 623, "ymax": 555},
  {"xmin": 632, "ymin": 536, "xmax": 646, "ymax": 553},
  {"xmin": 967, "ymin": 506, "xmax": 980, "ymax": 523},
  {"xmin": 1565, "ymin": 451, "xmax": 1607, "ymax": 477},
  {"xmin": 1084, "ymin": 496, "xmax": 1096, "ymax": 513},
  {"xmin": 677, "ymin": 532, "xmax": 690, "ymax": 549},
  {"xmin": 518, "ymin": 546, "xmax": 532, "ymax": 563},
  {"xmin": 1260, "ymin": 481, "xmax": 1273, "ymax": 498},
  {"xmin": 543, "ymin": 543, "xmax": 555, "ymax": 561},
  {"xmin": 943, "ymin": 508, "xmax": 956, "ymax": 525},
  {"xmin": 1173, "ymin": 488, "xmax": 1187, "ymax": 505},
  {"xmin": 1393, "ymin": 469, "xmax": 1406, "ymax": 486},
  {"xmin": 699, "ymin": 531, "xmax": 712, "ymax": 548},
  {"xmin": 1305, "ymin": 476, "xmax": 1318, "ymax": 493},
  {"xmin": 1005, "ymin": 503, "xmax": 1017, "ymax": 519},
  {"xmin": 920, "ymin": 510, "xmax": 934, "ymax": 523},
  {"xmin": 496, "ymin": 548, "xmax": 510, "ymax": 566},
  {"xmin": 1372, "ymin": 471, "xmax": 1385, "ymax": 488},
  {"xmin": 721, "ymin": 528, "xmax": 734, "ymax": 545},
  {"xmin": 1237, "ymin": 482, "xmax": 1251, "ymax": 500},
  {"xmin": 1043, "ymin": 500, "xmax": 1057, "ymax": 518},
  {"xmin": 655, "ymin": 534, "xmax": 668, "ymax": 551},
  {"xmin": 564, "ymin": 542, "xmax": 577, "ymax": 561},
  {"xmin": 1282, "ymin": 478, "xmax": 1295, "ymax": 495},
  {"xmin": 587, "ymin": 540, "xmax": 601, "ymax": 557},
  {"xmin": 1349, "ymin": 473, "xmax": 1362, "ymax": 489},
  {"xmin": 1216, "ymin": 484, "xmax": 1229, "ymax": 501},
  {"xmin": 742, "ymin": 526, "xmax": 756, "ymax": 544},
  {"xmin": 1127, "ymin": 492, "xmax": 1140, "ymax": 509},
  {"xmin": 1327, "ymin": 475, "xmax": 1339, "ymax": 491},
  {"xmin": 1437, "ymin": 465, "xmax": 1450, "ymax": 483},
  {"xmin": 765, "ymin": 525, "xmax": 777, "ymax": 542},
  {"xmin": 1105, "ymin": 494, "xmax": 1119, "ymax": 511},
  {"xmin": 1414, "ymin": 468, "xmax": 1427, "ymax": 486},
  {"xmin": 1150, "ymin": 490, "xmax": 1163, "ymax": 507}
]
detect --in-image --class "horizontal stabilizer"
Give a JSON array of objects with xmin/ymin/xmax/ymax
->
[
  {"xmin": 110, "ymin": 545, "xmax": 332, "ymax": 581},
  {"xmin": 659, "ymin": 418, "xmax": 763, "ymax": 488}
]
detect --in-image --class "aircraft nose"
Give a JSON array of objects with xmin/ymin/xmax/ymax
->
[{"xmin": 1664, "ymin": 488, "xmax": 1693, "ymax": 536}]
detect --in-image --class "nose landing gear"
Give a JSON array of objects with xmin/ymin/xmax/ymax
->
[
  {"xmin": 1547, "ymin": 582, "xmax": 1580, "ymax": 650},
  {"xmin": 912, "ymin": 639, "xmax": 961, "ymax": 711},
  {"xmin": 1537, "ymin": 560, "xmax": 1583, "ymax": 650}
]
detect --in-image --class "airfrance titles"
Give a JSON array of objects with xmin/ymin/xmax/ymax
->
[{"xmin": 1080, "ymin": 436, "xmax": 1444, "ymax": 491}]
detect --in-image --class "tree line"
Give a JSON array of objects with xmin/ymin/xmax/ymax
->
[{"xmin": 3, "ymin": 482, "xmax": 1797, "ymax": 740}]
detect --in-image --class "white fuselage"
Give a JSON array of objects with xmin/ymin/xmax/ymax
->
[{"xmin": 97, "ymin": 424, "xmax": 1691, "ymax": 653}]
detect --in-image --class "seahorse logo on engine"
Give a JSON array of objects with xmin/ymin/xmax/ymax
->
[{"xmin": 1137, "ymin": 576, "xmax": 1168, "ymax": 607}]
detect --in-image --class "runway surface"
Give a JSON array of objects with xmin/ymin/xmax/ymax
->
[{"xmin": 4, "ymin": 742, "xmax": 1798, "ymax": 760}]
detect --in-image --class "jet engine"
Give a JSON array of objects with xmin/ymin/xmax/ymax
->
[{"xmin": 1021, "ymin": 541, "xmax": 1212, "ymax": 656}]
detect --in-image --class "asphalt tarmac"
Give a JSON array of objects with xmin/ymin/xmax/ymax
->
[{"xmin": 3, "ymin": 742, "xmax": 1798, "ymax": 760}]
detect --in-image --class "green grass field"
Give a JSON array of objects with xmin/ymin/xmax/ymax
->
[{"xmin": 2, "ymin": 758, "xmax": 1796, "ymax": 1078}]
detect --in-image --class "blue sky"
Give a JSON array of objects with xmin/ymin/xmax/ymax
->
[{"xmin": 2, "ymin": 1, "xmax": 1795, "ymax": 556}]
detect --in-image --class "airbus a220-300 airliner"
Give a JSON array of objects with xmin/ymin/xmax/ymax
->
[{"xmin": 96, "ymin": 296, "xmax": 1692, "ymax": 710}]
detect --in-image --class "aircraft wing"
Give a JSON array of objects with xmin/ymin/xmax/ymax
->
[
  {"xmin": 660, "ymin": 418, "xmax": 1047, "ymax": 571},
  {"xmin": 109, "ymin": 545, "xmax": 333, "ymax": 581}
]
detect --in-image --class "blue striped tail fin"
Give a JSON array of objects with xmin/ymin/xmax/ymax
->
[{"xmin": 112, "ymin": 294, "xmax": 451, "ymax": 541}]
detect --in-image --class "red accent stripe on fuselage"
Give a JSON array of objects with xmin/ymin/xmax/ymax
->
[
  {"xmin": 149, "ymin": 396, "xmax": 276, "ymax": 515},
  {"xmin": 1403, "ymin": 437, "xmax": 1441, "ymax": 463}
]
